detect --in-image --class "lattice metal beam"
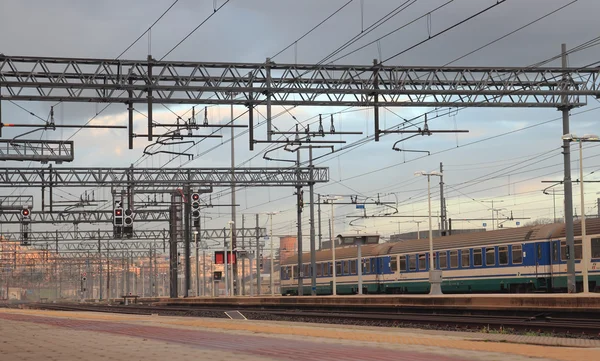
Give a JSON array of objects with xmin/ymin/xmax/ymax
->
[
  {"xmin": 0, "ymin": 166, "xmax": 328, "ymax": 187},
  {"xmin": 0, "ymin": 227, "xmax": 267, "ymax": 243},
  {"xmin": 0, "ymin": 139, "xmax": 74, "ymax": 163},
  {"xmin": 0, "ymin": 209, "xmax": 170, "ymax": 224},
  {"xmin": 1, "ymin": 55, "xmax": 599, "ymax": 107},
  {"xmin": 0, "ymin": 195, "xmax": 33, "ymax": 210}
]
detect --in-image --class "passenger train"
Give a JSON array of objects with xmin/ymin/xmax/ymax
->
[{"xmin": 280, "ymin": 219, "xmax": 600, "ymax": 295}]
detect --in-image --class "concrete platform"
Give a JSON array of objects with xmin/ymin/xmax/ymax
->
[
  {"xmin": 153, "ymin": 293, "xmax": 600, "ymax": 312},
  {"xmin": 1, "ymin": 308, "xmax": 599, "ymax": 361}
]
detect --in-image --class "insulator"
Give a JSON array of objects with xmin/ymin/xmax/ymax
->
[
  {"xmin": 330, "ymin": 114, "xmax": 336, "ymax": 133},
  {"xmin": 204, "ymin": 106, "xmax": 208, "ymax": 126},
  {"xmin": 318, "ymin": 114, "xmax": 324, "ymax": 135}
]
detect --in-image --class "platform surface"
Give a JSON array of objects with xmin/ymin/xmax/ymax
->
[{"xmin": 1, "ymin": 308, "xmax": 600, "ymax": 361}]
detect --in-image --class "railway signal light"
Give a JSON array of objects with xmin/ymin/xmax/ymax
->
[
  {"xmin": 113, "ymin": 206, "xmax": 123, "ymax": 239},
  {"xmin": 191, "ymin": 192, "xmax": 201, "ymax": 227},
  {"xmin": 21, "ymin": 208, "xmax": 31, "ymax": 222},
  {"xmin": 124, "ymin": 208, "xmax": 133, "ymax": 238},
  {"xmin": 113, "ymin": 207, "xmax": 123, "ymax": 226},
  {"xmin": 213, "ymin": 271, "xmax": 222, "ymax": 281}
]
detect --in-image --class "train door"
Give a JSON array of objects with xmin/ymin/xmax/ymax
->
[{"xmin": 534, "ymin": 241, "xmax": 551, "ymax": 291}]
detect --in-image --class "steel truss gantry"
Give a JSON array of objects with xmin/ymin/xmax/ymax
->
[
  {"xmin": 0, "ymin": 228, "xmax": 266, "ymax": 243},
  {"xmin": 1, "ymin": 55, "xmax": 599, "ymax": 107},
  {"xmin": 0, "ymin": 139, "xmax": 74, "ymax": 162},
  {"xmin": 0, "ymin": 166, "xmax": 328, "ymax": 187},
  {"xmin": 0, "ymin": 209, "xmax": 170, "ymax": 224}
]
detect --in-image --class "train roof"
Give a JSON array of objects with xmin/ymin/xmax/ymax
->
[{"xmin": 281, "ymin": 218, "xmax": 600, "ymax": 266}]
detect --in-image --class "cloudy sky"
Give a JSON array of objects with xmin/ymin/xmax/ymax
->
[{"xmin": 1, "ymin": 0, "xmax": 600, "ymax": 249}]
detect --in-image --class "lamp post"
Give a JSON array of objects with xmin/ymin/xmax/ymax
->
[
  {"xmin": 325, "ymin": 195, "xmax": 342, "ymax": 295},
  {"xmin": 193, "ymin": 230, "xmax": 199, "ymax": 296},
  {"xmin": 562, "ymin": 133, "xmax": 599, "ymax": 293},
  {"xmin": 415, "ymin": 170, "xmax": 443, "ymax": 295}
]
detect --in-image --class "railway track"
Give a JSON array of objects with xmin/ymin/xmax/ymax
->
[{"xmin": 27, "ymin": 302, "xmax": 600, "ymax": 338}]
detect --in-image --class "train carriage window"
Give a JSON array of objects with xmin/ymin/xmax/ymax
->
[
  {"xmin": 552, "ymin": 242, "xmax": 559, "ymax": 262},
  {"xmin": 363, "ymin": 259, "xmax": 370, "ymax": 274},
  {"xmin": 575, "ymin": 239, "xmax": 582, "ymax": 260},
  {"xmin": 512, "ymin": 245, "xmax": 523, "ymax": 264},
  {"xmin": 304, "ymin": 264, "xmax": 311, "ymax": 277},
  {"xmin": 473, "ymin": 248, "xmax": 483, "ymax": 267},
  {"xmin": 461, "ymin": 249, "xmax": 470, "ymax": 268},
  {"xmin": 390, "ymin": 256, "xmax": 398, "ymax": 272},
  {"xmin": 399, "ymin": 255, "xmax": 407, "ymax": 272},
  {"xmin": 486, "ymin": 248, "xmax": 496, "ymax": 266},
  {"xmin": 293, "ymin": 265, "xmax": 298, "ymax": 279},
  {"xmin": 350, "ymin": 260, "xmax": 357, "ymax": 275},
  {"xmin": 371, "ymin": 259, "xmax": 377, "ymax": 273},
  {"xmin": 329, "ymin": 263, "xmax": 333, "ymax": 276},
  {"xmin": 439, "ymin": 251, "xmax": 447, "ymax": 269},
  {"xmin": 344, "ymin": 261, "xmax": 350, "ymax": 275},
  {"xmin": 561, "ymin": 241, "xmax": 567, "ymax": 261},
  {"xmin": 450, "ymin": 250, "xmax": 458, "ymax": 268},
  {"xmin": 592, "ymin": 238, "xmax": 600, "ymax": 258},
  {"xmin": 316, "ymin": 263, "xmax": 323, "ymax": 277},
  {"xmin": 498, "ymin": 246, "xmax": 508, "ymax": 265},
  {"xmin": 336, "ymin": 261, "xmax": 342, "ymax": 275},
  {"xmin": 323, "ymin": 263, "xmax": 329, "ymax": 276},
  {"xmin": 418, "ymin": 254, "xmax": 427, "ymax": 270},
  {"xmin": 409, "ymin": 255, "xmax": 417, "ymax": 271}
]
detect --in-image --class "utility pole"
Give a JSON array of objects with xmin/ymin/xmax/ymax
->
[
  {"xmin": 560, "ymin": 43, "xmax": 576, "ymax": 293},
  {"xmin": 309, "ymin": 147, "xmax": 317, "ymax": 296}
]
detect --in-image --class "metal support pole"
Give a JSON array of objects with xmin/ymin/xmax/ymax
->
[
  {"xmin": 169, "ymin": 193, "xmax": 178, "ymax": 298},
  {"xmin": 195, "ymin": 232, "xmax": 199, "ymax": 296},
  {"xmin": 224, "ymin": 228, "xmax": 228, "ymax": 296},
  {"xmin": 439, "ymin": 162, "xmax": 446, "ymax": 236},
  {"xmin": 229, "ymin": 222, "xmax": 234, "ymax": 296},
  {"xmin": 202, "ymin": 247, "xmax": 206, "ymax": 296},
  {"xmin": 249, "ymin": 83, "xmax": 254, "ymax": 151},
  {"xmin": 428, "ymin": 175, "xmax": 442, "ymax": 295},
  {"xmin": 147, "ymin": 55, "xmax": 153, "ymax": 141},
  {"xmin": 266, "ymin": 58, "xmax": 272, "ymax": 141},
  {"xmin": 309, "ymin": 147, "xmax": 317, "ymax": 296},
  {"xmin": 241, "ymin": 214, "xmax": 246, "ymax": 295},
  {"xmin": 230, "ymin": 96, "xmax": 238, "ymax": 296},
  {"xmin": 128, "ymin": 77, "xmax": 134, "ymax": 149},
  {"xmin": 255, "ymin": 214, "xmax": 260, "ymax": 295},
  {"xmin": 357, "ymin": 241, "xmax": 362, "ymax": 295},
  {"xmin": 579, "ymin": 141, "xmax": 589, "ymax": 293},
  {"xmin": 318, "ymin": 194, "xmax": 322, "ymax": 250},
  {"xmin": 296, "ymin": 151, "xmax": 304, "ymax": 296},
  {"xmin": 270, "ymin": 213, "xmax": 274, "ymax": 296},
  {"xmin": 561, "ymin": 43, "xmax": 576, "ymax": 293},
  {"xmin": 331, "ymin": 203, "xmax": 337, "ymax": 296},
  {"xmin": 373, "ymin": 59, "xmax": 380, "ymax": 141},
  {"xmin": 149, "ymin": 247, "xmax": 153, "ymax": 297},
  {"xmin": 184, "ymin": 183, "xmax": 191, "ymax": 297}
]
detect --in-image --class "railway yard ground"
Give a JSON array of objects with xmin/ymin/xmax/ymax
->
[
  {"xmin": 0, "ymin": 306, "xmax": 599, "ymax": 361},
  {"xmin": 2, "ymin": 294, "xmax": 600, "ymax": 361}
]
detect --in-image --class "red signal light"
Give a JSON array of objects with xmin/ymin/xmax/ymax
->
[
  {"xmin": 192, "ymin": 193, "xmax": 200, "ymax": 201},
  {"xmin": 21, "ymin": 209, "xmax": 30, "ymax": 217},
  {"xmin": 115, "ymin": 209, "xmax": 122, "ymax": 216}
]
